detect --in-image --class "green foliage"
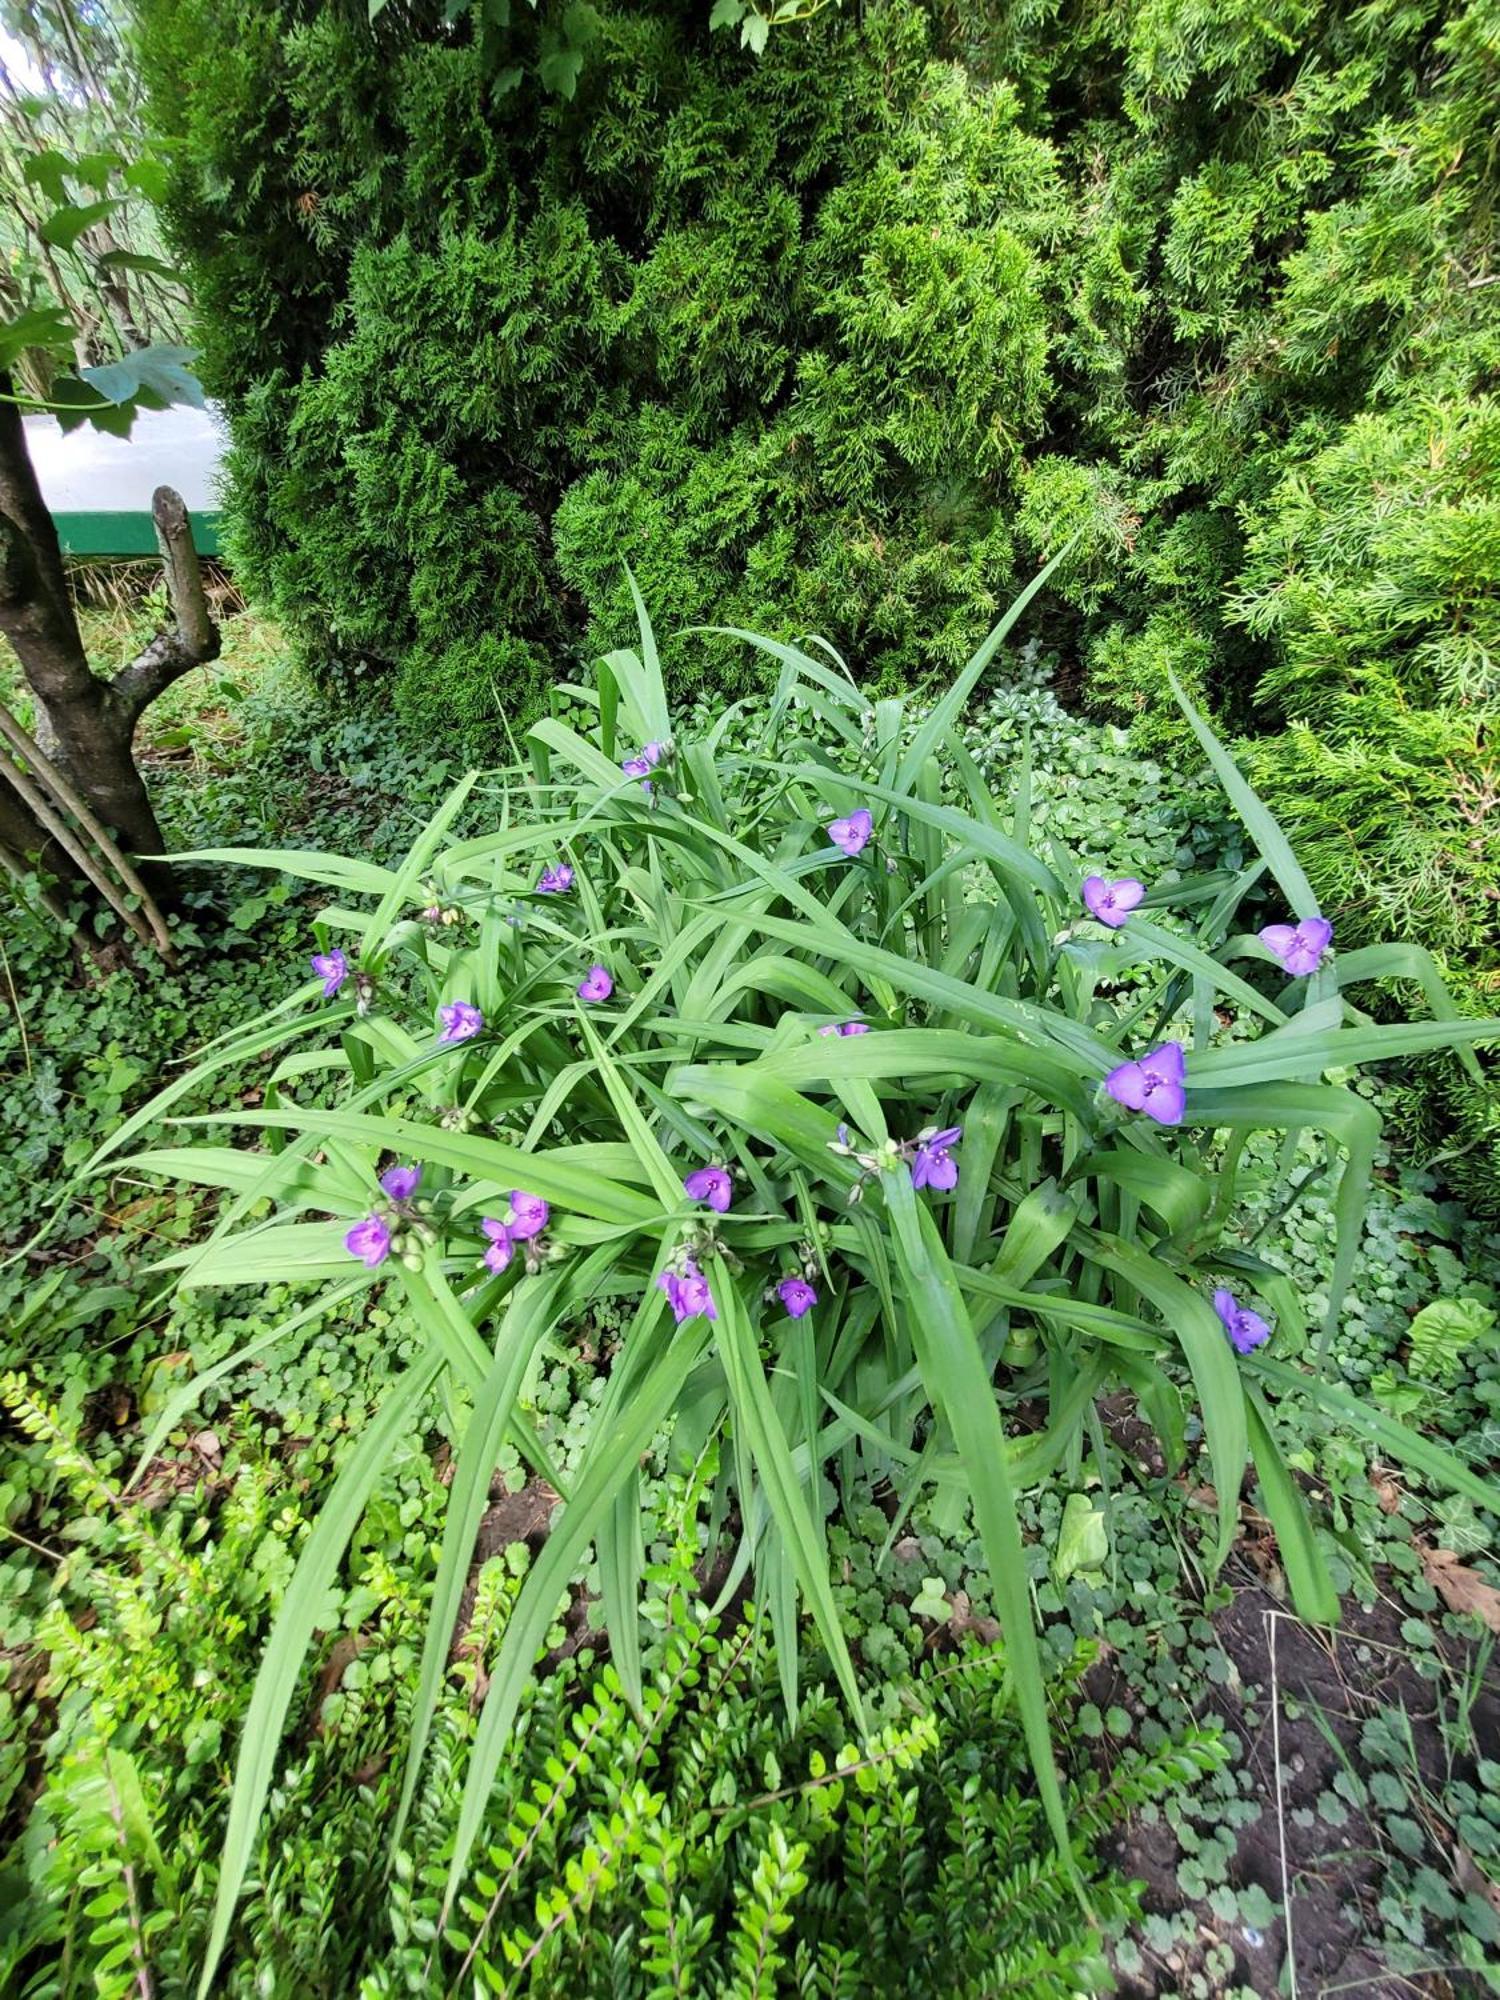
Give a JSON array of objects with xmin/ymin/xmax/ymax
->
[
  {"xmin": 0, "ymin": 1402, "xmax": 1218, "ymax": 1998},
  {"xmin": 109, "ymin": 589, "xmax": 1500, "ymax": 1980}
]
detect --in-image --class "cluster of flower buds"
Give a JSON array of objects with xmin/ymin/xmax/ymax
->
[
  {"xmin": 826, "ymin": 1122, "xmax": 962, "ymax": 1202},
  {"xmin": 344, "ymin": 1165, "xmax": 436, "ymax": 1271},
  {"xmin": 418, "ymin": 882, "xmax": 465, "ymax": 927}
]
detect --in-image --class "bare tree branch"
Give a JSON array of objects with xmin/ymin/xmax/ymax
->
[
  {"xmin": 0, "ymin": 742, "xmax": 159, "ymax": 956},
  {"xmin": 0, "ymin": 702, "xmax": 175, "ymax": 957},
  {"xmin": 109, "ymin": 486, "xmax": 220, "ymax": 725}
]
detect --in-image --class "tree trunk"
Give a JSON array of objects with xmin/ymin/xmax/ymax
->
[{"xmin": 0, "ymin": 376, "xmax": 220, "ymax": 867}]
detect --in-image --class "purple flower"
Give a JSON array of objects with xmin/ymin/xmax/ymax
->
[
  {"xmin": 659, "ymin": 1259, "xmax": 717, "ymax": 1325},
  {"xmin": 1081, "ymin": 876, "xmax": 1145, "ymax": 929},
  {"xmin": 818, "ymin": 1019, "xmax": 869, "ymax": 1038},
  {"xmin": 379, "ymin": 1164, "xmax": 422, "ymax": 1202},
  {"xmin": 502, "ymin": 1190, "xmax": 550, "ymax": 1240},
  {"xmin": 311, "ymin": 948, "xmax": 348, "ymax": 998},
  {"xmin": 827, "ymin": 809, "xmax": 873, "ymax": 857},
  {"xmin": 622, "ymin": 741, "xmax": 665, "ymax": 779},
  {"xmin": 345, "ymin": 1214, "xmax": 391, "ymax": 1268},
  {"xmin": 480, "ymin": 1201, "xmax": 546, "ymax": 1273},
  {"xmin": 1259, "ymin": 916, "xmax": 1333, "ymax": 978},
  {"xmin": 912, "ymin": 1126, "xmax": 962, "ymax": 1192},
  {"xmin": 683, "ymin": 1165, "xmax": 732, "ymax": 1213},
  {"xmin": 537, "ymin": 862, "xmax": 574, "ymax": 895},
  {"xmin": 578, "ymin": 964, "xmax": 614, "ymax": 1002},
  {"xmin": 1213, "ymin": 1287, "xmax": 1272, "ymax": 1356},
  {"xmin": 482, "ymin": 1197, "xmax": 548, "ymax": 1261},
  {"xmin": 438, "ymin": 1000, "xmax": 484, "ymax": 1043},
  {"xmin": 1105, "ymin": 1042, "xmax": 1187, "ymax": 1127},
  {"xmin": 778, "ymin": 1276, "xmax": 818, "ymax": 1318},
  {"xmin": 481, "ymin": 1220, "xmax": 514, "ymax": 1274}
]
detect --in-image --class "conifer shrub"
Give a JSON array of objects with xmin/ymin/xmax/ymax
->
[
  {"xmin": 135, "ymin": 0, "xmax": 1500, "ymax": 1183},
  {"xmin": 135, "ymin": 0, "xmax": 1059, "ymax": 740}
]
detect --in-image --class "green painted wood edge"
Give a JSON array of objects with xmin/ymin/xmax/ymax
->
[{"xmin": 56, "ymin": 510, "xmax": 221, "ymax": 558}]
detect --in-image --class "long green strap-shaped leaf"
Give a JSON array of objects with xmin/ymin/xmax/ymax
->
[
  {"xmin": 168, "ymin": 1107, "xmax": 657, "ymax": 1227},
  {"xmin": 198, "ymin": 1348, "xmax": 443, "ymax": 1998},
  {"xmin": 389, "ymin": 1270, "xmax": 565, "ymax": 1851},
  {"xmin": 711, "ymin": 1271, "xmax": 865, "ymax": 1730},
  {"xmin": 880, "ymin": 1171, "xmax": 1080, "ymax": 1892},
  {"xmin": 1167, "ymin": 669, "xmax": 1320, "ymax": 919},
  {"xmin": 440, "ymin": 1316, "xmax": 708, "ymax": 1920},
  {"xmin": 1186, "ymin": 1083, "xmax": 1380, "ymax": 1367},
  {"xmin": 1251, "ymin": 1357, "xmax": 1500, "ymax": 1515},
  {"xmin": 362, "ymin": 771, "xmax": 478, "ymax": 958},
  {"xmin": 1244, "ymin": 1390, "xmax": 1340, "ymax": 1624},
  {"xmin": 896, "ymin": 539, "xmax": 1078, "ymax": 794},
  {"xmin": 1190, "ymin": 1015, "xmax": 1500, "ymax": 1088},
  {"xmin": 1087, "ymin": 1233, "xmax": 1247, "ymax": 1569}
]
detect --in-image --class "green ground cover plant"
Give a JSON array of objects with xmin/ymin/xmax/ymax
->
[{"xmin": 97, "ymin": 585, "xmax": 1500, "ymax": 1986}]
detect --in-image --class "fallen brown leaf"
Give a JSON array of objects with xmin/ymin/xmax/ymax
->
[
  {"xmin": 1419, "ymin": 1543, "xmax": 1500, "ymax": 1634},
  {"xmin": 1456, "ymin": 1844, "xmax": 1500, "ymax": 1918}
]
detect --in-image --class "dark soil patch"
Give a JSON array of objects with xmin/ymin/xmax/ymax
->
[{"xmin": 1106, "ymin": 1560, "xmax": 1500, "ymax": 1997}]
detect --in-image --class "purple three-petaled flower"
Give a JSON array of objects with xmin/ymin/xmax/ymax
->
[
  {"xmin": 1259, "ymin": 916, "xmax": 1333, "ymax": 978},
  {"xmin": 683, "ymin": 1165, "xmax": 732, "ymax": 1213},
  {"xmin": 379, "ymin": 1164, "xmax": 422, "ymax": 1202},
  {"xmin": 438, "ymin": 1000, "xmax": 484, "ymax": 1043},
  {"xmin": 1213, "ymin": 1287, "xmax": 1272, "ymax": 1356},
  {"xmin": 827, "ymin": 809, "xmax": 873, "ymax": 857},
  {"xmin": 345, "ymin": 1214, "xmax": 391, "ymax": 1268},
  {"xmin": 912, "ymin": 1126, "xmax": 962, "ymax": 1192},
  {"xmin": 1105, "ymin": 1041, "xmax": 1187, "ymax": 1126},
  {"xmin": 1081, "ymin": 876, "xmax": 1146, "ymax": 929},
  {"xmin": 578, "ymin": 964, "xmax": 614, "ymax": 1002},
  {"xmin": 659, "ymin": 1258, "xmax": 717, "ymax": 1325},
  {"xmin": 778, "ymin": 1275, "xmax": 818, "ymax": 1319},
  {"xmin": 481, "ymin": 1218, "xmax": 514, "ymax": 1274},
  {"xmin": 622, "ymin": 741, "xmax": 666, "ymax": 780},
  {"xmin": 311, "ymin": 948, "xmax": 348, "ymax": 998},
  {"xmin": 818, "ymin": 1020, "xmax": 870, "ymax": 1037},
  {"xmin": 537, "ymin": 862, "xmax": 574, "ymax": 895}
]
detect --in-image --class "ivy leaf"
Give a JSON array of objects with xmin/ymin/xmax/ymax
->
[
  {"xmin": 22, "ymin": 148, "xmax": 72, "ymax": 206},
  {"xmin": 0, "ymin": 303, "xmax": 76, "ymax": 371},
  {"xmin": 80, "ymin": 344, "xmax": 205, "ymax": 411},
  {"xmin": 123, "ymin": 157, "xmax": 172, "ymax": 203},
  {"xmin": 97, "ymin": 249, "xmax": 182, "ymax": 280},
  {"xmin": 73, "ymin": 150, "xmax": 123, "ymax": 194},
  {"xmin": 38, "ymin": 198, "xmax": 121, "ymax": 250},
  {"xmin": 50, "ymin": 378, "xmax": 140, "ymax": 437},
  {"xmin": 709, "ymin": 0, "xmax": 746, "ymax": 27},
  {"xmin": 741, "ymin": 9, "xmax": 770, "ymax": 53},
  {"xmin": 538, "ymin": 44, "xmax": 585, "ymax": 98}
]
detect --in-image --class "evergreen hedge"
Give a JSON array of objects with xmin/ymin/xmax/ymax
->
[{"xmin": 136, "ymin": 0, "xmax": 1497, "ymax": 1179}]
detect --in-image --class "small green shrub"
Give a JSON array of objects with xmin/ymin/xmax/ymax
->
[{"xmin": 104, "ymin": 585, "xmax": 1500, "ymax": 1986}]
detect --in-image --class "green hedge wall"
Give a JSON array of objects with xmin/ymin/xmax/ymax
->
[{"xmin": 138, "ymin": 0, "xmax": 1496, "ymax": 1181}]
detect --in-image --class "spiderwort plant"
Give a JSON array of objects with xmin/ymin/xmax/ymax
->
[{"xmin": 110, "ymin": 581, "xmax": 1500, "ymax": 1994}]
